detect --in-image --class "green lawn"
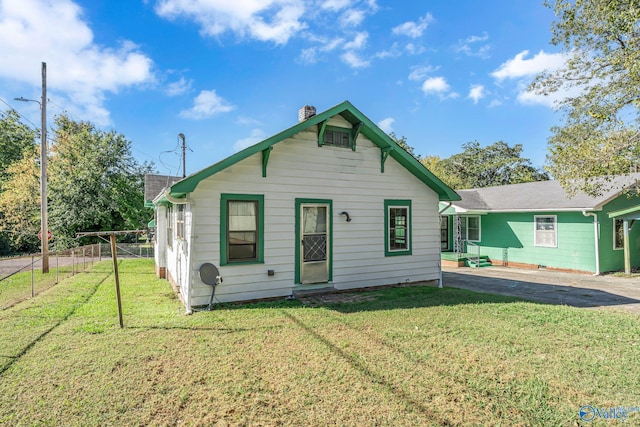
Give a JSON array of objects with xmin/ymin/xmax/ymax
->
[
  {"xmin": 1, "ymin": 259, "xmax": 639, "ymax": 426},
  {"xmin": 0, "ymin": 264, "xmax": 82, "ymax": 310}
]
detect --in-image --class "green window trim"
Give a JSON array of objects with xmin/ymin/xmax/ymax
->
[
  {"xmin": 318, "ymin": 124, "xmax": 357, "ymax": 150},
  {"xmin": 220, "ymin": 194, "xmax": 265, "ymax": 266},
  {"xmin": 384, "ymin": 199, "xmax": 412, "ymax": 257}
]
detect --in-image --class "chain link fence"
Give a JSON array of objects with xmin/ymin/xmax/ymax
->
[{"xmin": 0, "ymin": 243, "xmax": 154, "ymax": 310}]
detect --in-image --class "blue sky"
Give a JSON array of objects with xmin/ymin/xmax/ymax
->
[{"xmin": 0, "ymin": 0, "xmax": 569, "ymax": 176}]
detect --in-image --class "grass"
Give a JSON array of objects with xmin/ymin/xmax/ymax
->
[
  {"xmin": 0, "ymin": 265, "xmax": 85, "ymax": 310},
  {"xmin": 0, "ymin": 259, "xmax": 639, "ymax": 426}
]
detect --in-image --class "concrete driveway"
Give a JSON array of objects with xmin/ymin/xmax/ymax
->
[{"xmin": 442, "ymin": 266, "xmax": 640, "ymax": 315}]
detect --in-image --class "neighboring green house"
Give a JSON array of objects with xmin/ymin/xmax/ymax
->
[{"xmin": 440, "ymin": 175, "xmax": 640, "ymax": 274}]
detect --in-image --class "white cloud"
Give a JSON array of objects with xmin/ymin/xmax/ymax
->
[
  {"xmin": 488, "ymin": 99, "xmax": 503, "ymax": 108},
  {"xmin": 421, "ymin": 76, "xmax": 458, "ymax": 99},
  {"xmin": 392, "ymin": 13, "xmax": 434, "ymax": 38},
  {"xmin": 343, "ymin": 31, "xmax": 368, "ymax": 50},
  {"xmin": 341, "ymin": 51, "xmax": 370, "ymax": 68},
  {"xmin": 408, "ymin": 65, "xmax": 436, "ymax": 82},
  {"xmin": 234, "ymin": 128, "xmax": 266, "ymax": 151},
  {"xmin": 455, "ymin": 32, "xmax": 490, "ymax": 58},
  {"xmin": 298, "ymin": 47, "xmax": 318, "ymax": 64},
  {"xmin": 422, "ymin": 77, "xmax": 449, "ymax": 93},
  {"xmin": 155, "ymin": 0, "xmax": 306, "ymax": 45},
  {"xmin": 340, "ymin": 9, "xmax": 365, "ymax": 27},
  {"xmin": 165, "ymin": 77, "xmax": 192, "ymax": 96},
  {"xmin": 492, "ymin": 50, "xmax": 565, "ymax": 81},
  {"xmin": 492, "ymin": 50, "xmax": 569, "ymax": 108},
  {"xmin": 179, "ymin": 90, "xmax": 235, "ymax": 119},
  {"xmin": 378, "ymin": 117, "xmax": 394, "ymax": 133},
  {"xmin": 0, "ymin": 0, "xmax": 154, "ymax": 125},
  {"xmin": 468, "ymin": 84, "xmax": 486, "ymax": 104},
  {"xmin": 321, "ymin": 0, "xmax": 351, "ymax": 11}
]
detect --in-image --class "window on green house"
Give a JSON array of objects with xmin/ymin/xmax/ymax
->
[
  {"xmin": 461, "ymin": 216, "xmax": 481, "ymax": 242},
  {"xmin": 614, "ymin": 219, "xmax": 624, "ymax": 250},
  {"xmin": 221, "ymin": 194, "xmax": 264, "ymax": 265},
  {"xmin": 534, "ymin": 215, "xmax": 557, "ymax": 247},
  {"xmin": 385, "ymin": 200, "xmax": 412, "ymax": 256}
]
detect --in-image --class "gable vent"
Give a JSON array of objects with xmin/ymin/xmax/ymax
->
[{"xmin": 298, "ymin": 105, "xmax": 316, "ymax": 122}]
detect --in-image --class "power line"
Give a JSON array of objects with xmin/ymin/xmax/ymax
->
[{"xmin": 0, "ymin": 96, "xmax": 40, "ymax": 130}]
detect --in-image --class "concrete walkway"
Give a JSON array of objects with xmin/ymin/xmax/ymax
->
[{"xmin": 443, "ymin": 266, "xmax": 640, "ymax": 315}]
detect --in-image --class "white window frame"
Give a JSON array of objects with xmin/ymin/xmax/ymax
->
[
  {"xmin": 613, "ymin": 218, "xmax": 624, "ymax": 250},
  {"xmin": 534, "ymin": 215, "xmax": 557, "ymax": 248},
  {"xmin": 176, "ymin": 205, "xmax": 185, "ymax": 240},
  {"xmin": 461, "ymin": 215, "xmax": 481, "ymax": 242}
]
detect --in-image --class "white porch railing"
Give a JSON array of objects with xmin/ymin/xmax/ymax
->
[{"xmin": 465, "ymin": 240, "xmax": 481, "ymax": 267}]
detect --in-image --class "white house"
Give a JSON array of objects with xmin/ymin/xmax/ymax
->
[{"xmin": 150, "ymin": 101, "xmax": 459, "ymax": 311}]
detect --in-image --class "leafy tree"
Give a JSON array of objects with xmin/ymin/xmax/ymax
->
[
  {"xmin": 424, "ymin": 141, "xmax": 549, "ymax": 189},
  {"xmin": 389, "ymin": 132, "xmax": 421, "ymax": 160},
  {"xmin": 422, "ymin": 155, "xmax": 466, "ymax": 189},
  {"xmin": 530, "ymin": 0, "xmax": 640, "ymax": 195},
  {"xmin": 0, "ymin": 110, "xmax": 38, "ymax": 254},
  {"xmin": 0, "ymin": 145, "xmax": 41, "ymax": 254},
  {"xmin": 48, "ymin": 115, "xmax": 153, "ymax": 248},
  {"xmin": 0, "ymin": 110, "xmax": 36, "ymax": 188}
]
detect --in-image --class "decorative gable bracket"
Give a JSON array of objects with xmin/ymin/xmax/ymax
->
[
  {"xmin": 380, "ymin": 146, "xmax": 394, "ymax": 173},
  {"xmin": 261, "ymin": 146, "xmax": 273, "ymax": 178}
]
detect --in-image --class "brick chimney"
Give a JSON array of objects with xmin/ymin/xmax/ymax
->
[{"xmin": 298, "ymin": 105, "xmax": 316, "ymax": 122}]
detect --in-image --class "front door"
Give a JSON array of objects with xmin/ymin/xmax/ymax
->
[{"xmin": 299, "ymin": 203, "xmax": 330, "ymax": 284}]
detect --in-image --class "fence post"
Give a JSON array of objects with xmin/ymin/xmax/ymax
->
[
  {"xmin": 83, "ymin": 247, "xmax": 86, "ymax": 270},
  {"xmin": 98, "ymin": 243, "xmax": 101, "ymax": 262},
  {"xmin": 72, "ymin": 250, "xmax": 75, "ymax": 276},
  {"xmin": 31, "ymin": 255, "xmax": 35, "ymax": 298},
  {"xmin": 56, "ymin": 251, "xmax": 59, "ymax": 284}
]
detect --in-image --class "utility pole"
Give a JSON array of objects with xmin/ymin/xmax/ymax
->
[
  {"xmin": 178, "ymin": 133, "xmax": 186, "ymax": 178},
  {"xmin": 16, "ymin": 63, "xmax": 49, "ymax": 273},
  {"xmin": 41, "ymin": 62, "xmax": 49, "ymax": 273}
]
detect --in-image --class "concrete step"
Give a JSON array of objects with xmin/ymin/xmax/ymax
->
[
  {"xmin": 293, "ymin": 286, "xmax": 336, "ymax": 298},
  {"xmin": 467, "ymin": 260, "xmax": 493, "ymax": 268}
]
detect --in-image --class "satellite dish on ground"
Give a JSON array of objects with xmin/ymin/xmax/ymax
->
[
  {"xmin": 198, "ymin": 263, "xmax": 222, "ymax": 310},
  {"xmin": 199, "ymin": 263, "xmax": 221, "ymax": 286}
]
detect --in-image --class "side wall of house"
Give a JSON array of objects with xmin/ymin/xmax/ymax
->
[
  {"xmin": 475, "ymin": 212, "xmax": 597, "ymax": 273},
  {"xmin": 153, "ymin": 205, "xmax": 168, "ymax": 278},
  {"xmin": 187, "ymin": 117, "xmax": 441, "ymax": 305},
  {"xmin": 164, "ymin": 203, "xmax": 193, "ymax": 305}
]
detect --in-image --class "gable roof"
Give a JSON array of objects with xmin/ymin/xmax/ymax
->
[
  {"xmin": 144, "ymin": 174, "xmax": 182, "ymax": 205},
  {"xmin": 447, "ymin": 174, "xmax": 640, "ymax": 213},
  {"xmin": 164, "ymin": 101, "xmax": 460, "ymax": 202}
]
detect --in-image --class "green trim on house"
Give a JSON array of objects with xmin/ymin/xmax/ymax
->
[
  {"xmin": 294, "ymin": 198, "xmax": 333, "ymax": 284},
  {"xmin": 608, "ymin": 204, "xmax": 640, "ymax": 220},
  {"xmin": 261, "ymin": 146, "xmax": 273, "ymax": 178},
  {"xmin": 220, "ymin": 194, "xmax": 265, "ymax": 266},
  {"xmin": 384, "ymin": 199, "xmax": 412, "ymax": 257},
  {"xmin": 380, "ymin": 146, "xmax": 393, "ymax": 173},
  {"xmin": 166, "ymin": 101, "xmax": 459, "ymax": 201}
]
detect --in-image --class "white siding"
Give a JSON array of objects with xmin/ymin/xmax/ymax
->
[
  {"xmin": 165, "ymin": 204, "xmax": 192, "ymax": 306},
  {"xmin": 186, "ymin": 120, "xmax": 441, "ymax": 305}
]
